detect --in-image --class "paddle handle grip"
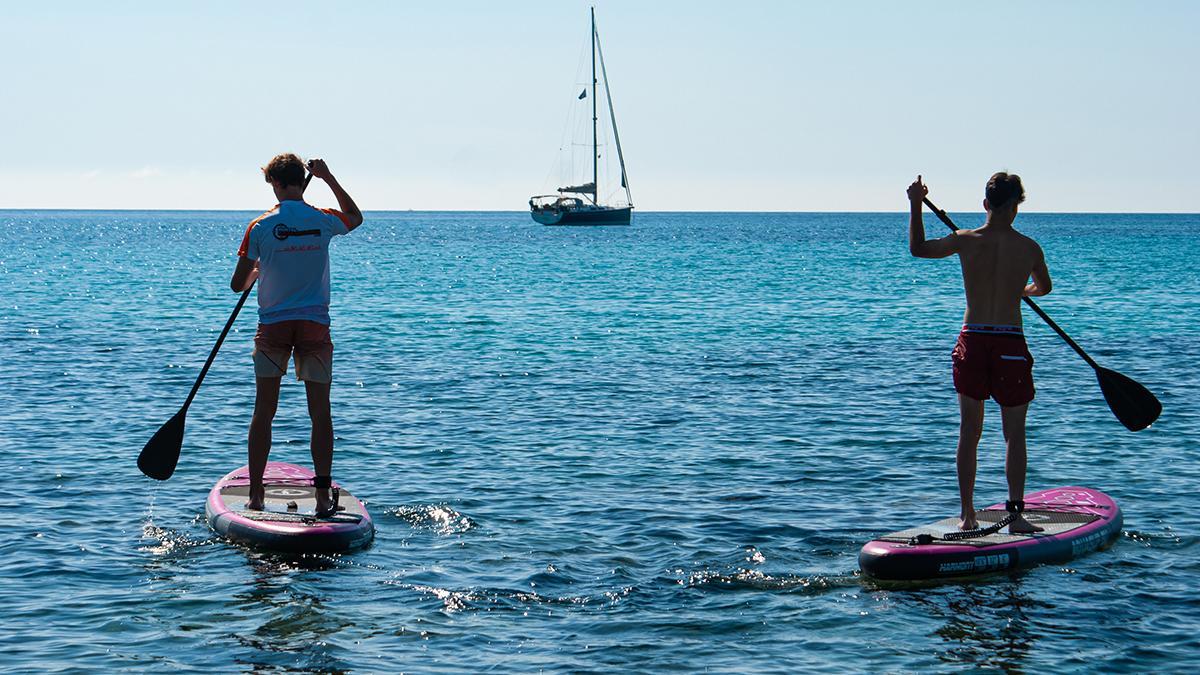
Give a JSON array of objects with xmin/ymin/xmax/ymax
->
[{"xmin": 920, "ymin": 197, "xmax": 1100, "ymax": 371}]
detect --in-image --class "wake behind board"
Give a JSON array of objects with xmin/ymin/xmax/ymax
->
[
  {"xmin": 206, "ymin": 462, "xmax": 374, "ymax": 553},
  {"xmin": 860, "ymin": 487, "xmax": 1121, "ymax": 581}
]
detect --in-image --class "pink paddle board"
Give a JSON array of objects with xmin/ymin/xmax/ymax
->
[
  {"xmin": 860, "ymin": 486, "xmax": 1121, "ymax": 581},
  {"xmin": 205, "ymin": 462, "xmax": 374, "ymax": 553}
]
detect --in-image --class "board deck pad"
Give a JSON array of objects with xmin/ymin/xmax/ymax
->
[
  {"xmin": 215, "ymin": 484, "xmax": 366, "ymax": 523},
  {"xmin": 859, "ymin": 486, "xmax": 1122, "ymax": 581},
  {"xmin": 205, "ymin": 462, "xmax": 375, "ymax": 553},
  {"xmin": 878, "ymin": 508, "xmax": 1100, "ymax": 548}
]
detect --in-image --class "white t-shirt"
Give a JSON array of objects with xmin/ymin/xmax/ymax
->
[{"xmin": 237, "ymin": 200, "xmax": 352, "ymax": 325}]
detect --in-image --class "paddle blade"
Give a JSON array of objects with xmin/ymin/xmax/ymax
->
[
  {"xmin": 1095, "ymin": 366, "xmax": 1162, "ymax": 432},
  {"xmin": 137, "ymin": 408, "xmax": 187, "ymax": 480}
]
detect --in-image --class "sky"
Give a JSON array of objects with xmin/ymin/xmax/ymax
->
[{"xmin": 0, "ymin": 1, "xmax": 1196, "ymax": 212}]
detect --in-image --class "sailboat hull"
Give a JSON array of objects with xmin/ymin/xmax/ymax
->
[{"xmin": 532, "ymin": 206, "xmax": 631, "ymax": 226}]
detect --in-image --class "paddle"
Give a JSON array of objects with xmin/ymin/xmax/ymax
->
[
  {"xmin": 138, "ymin": 172, "xmax": 314, "ymax": 480},
  {"xmin": 921, "ymin": 197, "xmax": 1162, "ymax": 431}
]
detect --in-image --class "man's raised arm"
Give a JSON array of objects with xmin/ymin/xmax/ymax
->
[
  {"xmin": 307, "ymin": 158, "xmax": 364, "ymax": 230},
  {"xmin": 907, "ymin": 176, "xmax": 959, "ymax": 259}
]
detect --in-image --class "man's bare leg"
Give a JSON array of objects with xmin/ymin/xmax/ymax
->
[
  {"xmin": 1001, "ymin": 403, "xmax": 1043, "ymax": 534},
  {"xmin": 247, "ymin": 376, "xmax": 283, "ymax": 510},
  {"xmin": 957, "ymin": 394, "xmax": 985, "ymax": 530},
  {"xmin": 305, "ymin": 380, "xmax": 336, "ymax": 514}
]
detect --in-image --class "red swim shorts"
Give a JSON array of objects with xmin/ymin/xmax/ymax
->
[
  {"xmin": 253, "ymin": 320, "xmax": 334, "ymax": 383},
  {"xmin": 952, "ymin": 328, "xmax": 1035, "ymax": 407}
]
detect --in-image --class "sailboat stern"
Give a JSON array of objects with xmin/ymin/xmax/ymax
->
[{"xmin": 531, "ymin": 209, "xmax": 566, "ymax": 225}]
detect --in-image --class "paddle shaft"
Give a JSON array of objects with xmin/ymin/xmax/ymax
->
[
  {"xmin": 181, "ymin": 286, "xmax": 251, "ymax": 411},
  {"xmin": 920, "ymin": 197, "xmax": 1101, "ymax": 371},
  {"xmin": 180, "ymin": 171, "xmax": 315, "ymax": 411}
]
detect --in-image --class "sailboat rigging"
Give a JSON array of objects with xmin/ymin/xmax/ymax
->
[{"xmin": 530, "ymin": 7, "xmax": 633, "ymax": 226}]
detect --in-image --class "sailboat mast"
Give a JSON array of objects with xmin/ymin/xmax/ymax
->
[{"xmin": 590, "ymin": 6, "xmax": 598, "ymax": 206}]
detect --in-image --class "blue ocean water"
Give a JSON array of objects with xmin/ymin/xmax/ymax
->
[{"xmin": 1, "ymin": 210, "xmax": 1197, "ymax": 672}]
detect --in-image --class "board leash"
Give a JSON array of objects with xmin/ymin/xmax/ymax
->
[{"xmin": 909, "ymin": 500, "xmax": 1027, "ymax": 545}]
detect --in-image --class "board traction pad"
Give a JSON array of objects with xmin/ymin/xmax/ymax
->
[
  {"xmin": 237, "ymin": 510, "xmax": 364, "ymax": 524},
  {"xmin": 878, "ymin": 508, "xmax": 1101, "ymax": 547},
  {"xmin": 217, "ymin": 484, "xmax": 366, "ymax": 523}
]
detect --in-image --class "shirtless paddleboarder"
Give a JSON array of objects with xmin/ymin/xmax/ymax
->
[{"xmin": 907, "ymin": 173, "xmax": 1051, "ymax": 534}]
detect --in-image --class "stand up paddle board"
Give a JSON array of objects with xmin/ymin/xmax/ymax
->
[
  {"xmin": 205, "ymin": 462, "xmax": 375, "ymax": 553},
  {"xmin": 860, "ymin": 486, "xmax": 1121, "ymax": 581}
]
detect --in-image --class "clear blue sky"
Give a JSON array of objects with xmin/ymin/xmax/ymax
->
[{"xmin": 1, "ymin": 1, "xmax": 1196, "ymax": 212}]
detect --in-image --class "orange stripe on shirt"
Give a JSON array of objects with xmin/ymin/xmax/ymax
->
[
  {"xmin": 320, "ymin": 207, "xmax": 354, "ymax": 229},
  {"xmin": 238, "ymin": 209, "xmax": 275, "ymax": 258}
]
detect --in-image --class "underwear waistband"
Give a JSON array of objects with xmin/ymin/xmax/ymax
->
[{"xmin": 961, "ymin": 323, "xmax": 1024, "ymax": 336}]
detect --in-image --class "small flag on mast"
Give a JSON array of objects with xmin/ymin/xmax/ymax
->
[{"xmin": 578, "ymin": 89, "xmax": 587, "ymax": 100}]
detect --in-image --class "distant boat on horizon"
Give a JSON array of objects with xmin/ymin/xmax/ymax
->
[{"xmin": 530, "ymin": 7, "xmax": 633, "ymax": 226}]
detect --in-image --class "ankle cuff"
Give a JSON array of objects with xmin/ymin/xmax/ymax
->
[
  {"xmin": 313, "ymin": 475, "xmax": 332, "ymax": 489},
  {"xmin": 1005, "ymin": 499, "xmax": 1025, "ymax": 513}
]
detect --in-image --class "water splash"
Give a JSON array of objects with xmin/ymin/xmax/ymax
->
[{"xmin": 388, "ymin": 504, "xmax": 476, "ymax": 535}]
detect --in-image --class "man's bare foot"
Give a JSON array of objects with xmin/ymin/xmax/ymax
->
[
  {"xmin": 246, "ymin": 484, "xmax": 265, "ymax": 511},
  {"xmin": 959, "ymin": 515, "xmax": 979, "ymax": 531},
  {"xmin": 1008, "ymin": 514, "xmax": 1044, "ymax": 534},
  {"xmin": 314, "ymin": 488, "xmax": 344, "ymax": 517}
]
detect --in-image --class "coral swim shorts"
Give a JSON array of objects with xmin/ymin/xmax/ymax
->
[
  {"xmin": 952, "ymin": 324, "xmax": 1035, "ymax": 407},
  {"xmin": 252, "ymin": 320, "xmax": 334, "ymax": 384}
]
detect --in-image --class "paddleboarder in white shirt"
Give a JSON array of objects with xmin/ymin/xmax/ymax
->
[{"xmin": 230, "ymin": 154, "xmax": 363, "ymax": 516}]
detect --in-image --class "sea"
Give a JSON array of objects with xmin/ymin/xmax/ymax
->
[{"xmin": 1, "ymin": 210, "xmax": 1196, "ymax": 673}]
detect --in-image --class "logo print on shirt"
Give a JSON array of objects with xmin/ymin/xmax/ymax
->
[{"xmin": 273, "ymin": 223, "xmax": 321, "ymax": 241}]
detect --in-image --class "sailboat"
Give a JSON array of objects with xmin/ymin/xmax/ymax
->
[{"xmin": 530, "ymin": 7, "xmax": 633, "ymax": 226}]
